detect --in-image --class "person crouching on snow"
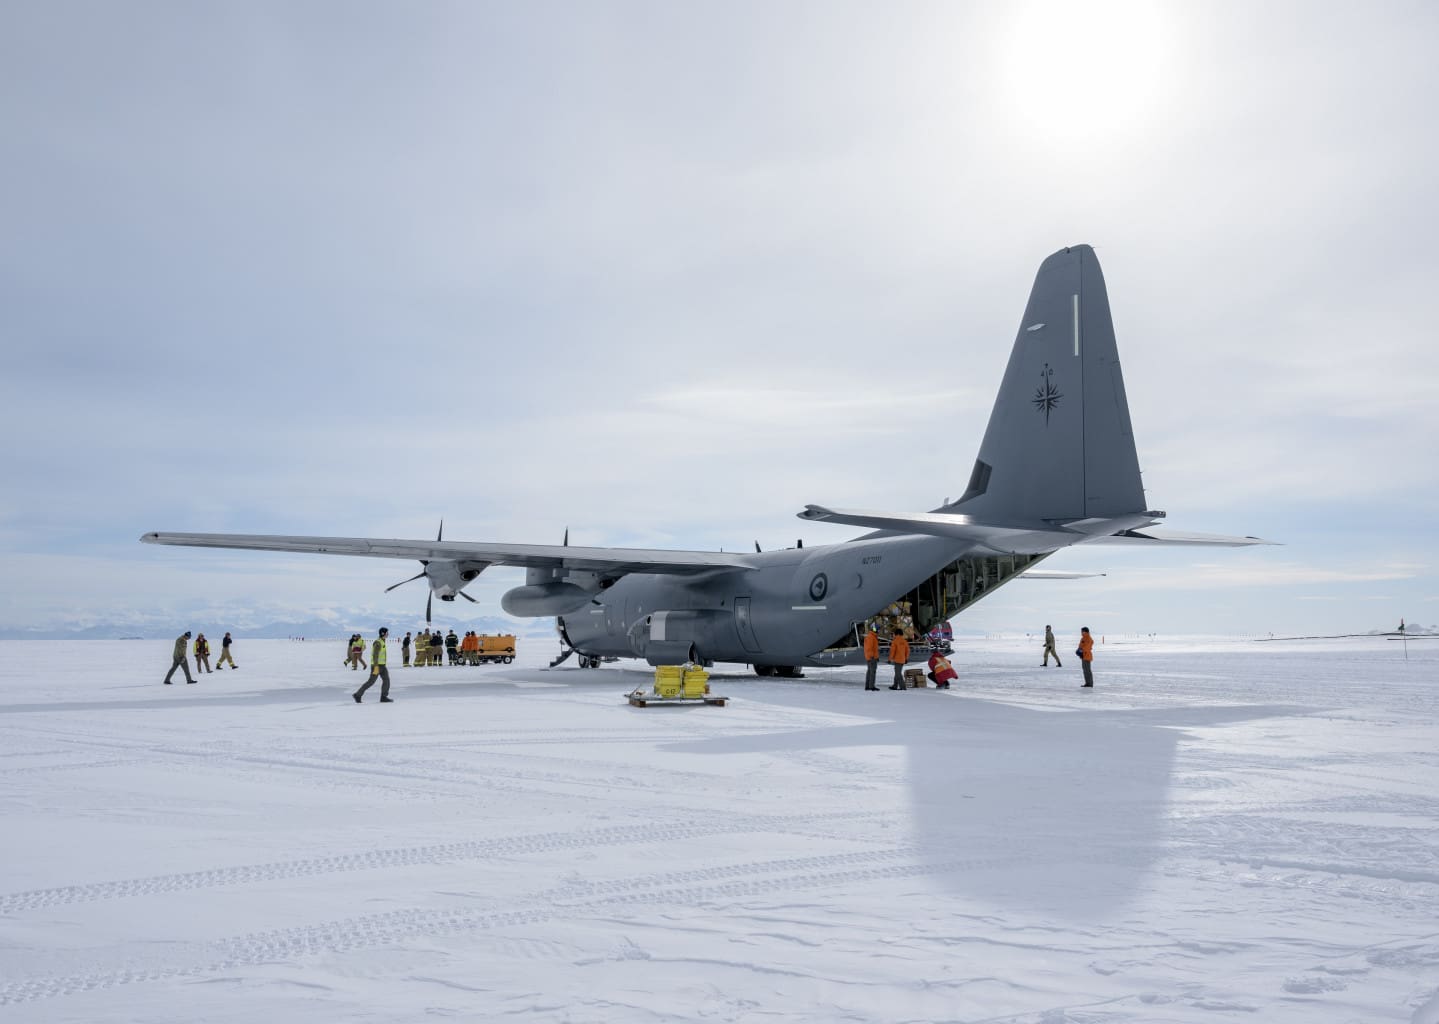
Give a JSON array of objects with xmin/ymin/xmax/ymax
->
[{"xmin": 927, "ymin": 649, "xmax": 957, "ymax": 689}]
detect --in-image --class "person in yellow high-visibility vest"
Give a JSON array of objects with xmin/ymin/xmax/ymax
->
[{"xmin": 353, "ymin": 627, "xmax": 393, "ymax": 703}]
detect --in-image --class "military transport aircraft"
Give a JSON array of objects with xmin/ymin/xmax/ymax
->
[{"xmin": 142, "ymin": 245, "xmax": 1269, "ymax": 674}]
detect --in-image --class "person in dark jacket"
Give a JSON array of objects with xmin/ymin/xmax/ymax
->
[
  {"xmin": 164, "ymin": 631, "xmax": 196, "ymax": 685},
  {"xmin": 429, "ymin": 630, "xmax": 444, "ymax": 665},
  {"xmin": 216, "ymin": 631, "xmax": 237, "ymax": 669},
  {"xmin": 401, "ymin": 631, "xmax": 412, "ymax": 667},
  {"xmin": 445, "ymin": 629, "xmax": 459, "ymax": 665}
]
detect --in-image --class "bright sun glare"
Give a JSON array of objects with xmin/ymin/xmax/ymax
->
[{"xmin": 995, "ymin": 2, "xmax": 1174, "ymax": 150}]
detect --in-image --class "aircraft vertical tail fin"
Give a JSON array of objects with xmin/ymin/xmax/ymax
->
[{"xmin": 947, "ymin": 244, "xmax": 1146, "ymax": 523}]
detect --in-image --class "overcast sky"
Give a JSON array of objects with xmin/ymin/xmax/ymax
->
[{"xmin": 2, "ymin": 1, "xmax": 1435, "ymax": 638}]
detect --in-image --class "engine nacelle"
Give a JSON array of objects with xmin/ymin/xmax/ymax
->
[
  {"xmin": 424, "ymin": 559, "xmax": 468, "ymax": 601},
  {"xmin": 501, "ymin": 582, "xmax": 592, "ymax": 617}
]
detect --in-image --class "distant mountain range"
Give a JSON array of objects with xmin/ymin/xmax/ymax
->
[
  {"xmin": 2, "ymin": 613, "xmax": 1431, "ymax": 642},
  {"xmin": 0, "ymin": 613, "xmax": 557, "ymax": 641}
]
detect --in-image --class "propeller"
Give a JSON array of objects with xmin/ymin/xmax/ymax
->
[{"xmin": 386, "ymin": 520, "xmax": 444, "ymax": 624}]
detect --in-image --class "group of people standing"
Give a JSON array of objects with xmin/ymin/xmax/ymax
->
[
  {"xmin": 163, "ymin": 630, "xmax": 236, "ymax": 684},
  {"xmin": 405, "ymin": 629, "xmax": 454, "ymax": 667},
  {"xmin": 860, "ymin": 623, "xmax": 1097, "ymax": 691}
]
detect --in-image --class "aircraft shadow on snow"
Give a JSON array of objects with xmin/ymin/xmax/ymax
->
[
  {"xmin": 0, "ymin": 666, "xmax": 1299, "ymax": 920},
  {"xmin": 659, "ymin": 685, "xmax": 1301, "ymax": 920}
]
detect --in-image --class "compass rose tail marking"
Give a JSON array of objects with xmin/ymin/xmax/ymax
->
[{"xmin": 943, "ymin": 244, "xmax": 1146, "ymax": 522}]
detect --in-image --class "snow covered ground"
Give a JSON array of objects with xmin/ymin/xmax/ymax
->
[{"xmin": 1, "ymin": 635, "xmax": 1436, "ymax": 1023}]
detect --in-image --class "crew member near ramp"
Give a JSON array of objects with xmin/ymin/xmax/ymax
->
[
  {"xmin": 863, "ymin": 626, "xmax": 881, "ymax": 691},
  {"xmin": 1078, "ymin": 627, "xmax": 1095, "ymax": 688},
  {"xmin": 927, "ymin": 649, "xmax": 957, "ymax": 689},
  {"xmin": 163, "ymin": 631, "xmax": 196, "ymax": 685},
  {"xmin": 354, "ymin": 628, "xmax": 393, "ymax": 703},
  {"xmin": 887, "ymin": 629, "xmax": 911, "ymax": 690}
]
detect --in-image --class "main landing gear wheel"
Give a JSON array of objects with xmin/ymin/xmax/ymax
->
[{"xmin": 753, "ymin": 665, "xmax": 774, "ymax": 677}]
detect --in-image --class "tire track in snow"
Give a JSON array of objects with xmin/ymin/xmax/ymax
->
[
  {"xmin": 0, "ymin": 844, "xmax": 1041, "ymax": 1007},
  {"xmin": 0, "ymin": 810, "xmax": 895, "ymax": 915}
]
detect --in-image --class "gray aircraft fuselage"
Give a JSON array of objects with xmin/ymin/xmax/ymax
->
[{"xmin": 560, "ymin": 534, "xmax": 967, "ymax": 668}]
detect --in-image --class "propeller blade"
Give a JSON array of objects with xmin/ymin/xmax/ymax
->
[
  {"xmin": 426, "ymin": 591, "xmax": 433, "ymax": 624},
  {"xmin": 459, "ymin": 591, "xmax": 478, "ymax": 603},
  {"xmin": 384, "ymin": 570, "xmax": 427, "ymax": 593},
  {"xmin": 754, "ymin": 540, "xmax": 761, "ymax": 553},
  {"xmin": 437, "ymin": 519, "xmax": 444, "ymax": 542},
  {"xmin": 563, "ymin": 528, "xmax": 569, "ymax": 546}
]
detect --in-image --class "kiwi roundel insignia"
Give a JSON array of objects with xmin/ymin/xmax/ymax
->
[{"xmin": 808, "ymin": 573, "xmax": 828, "ymax": 602}]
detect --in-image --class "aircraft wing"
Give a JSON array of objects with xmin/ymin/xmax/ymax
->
[{"xmin": 140, "ymin": 532, "xmax": 759, "ymax": 575}]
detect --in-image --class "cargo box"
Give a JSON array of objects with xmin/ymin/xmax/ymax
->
[
  {"xmin": 654, "ymin": 664, "xmax": 684, "ymax": 696},
  {"xmin": 681, "ymin": 667, "xmax": 709, "ymax": 697}
]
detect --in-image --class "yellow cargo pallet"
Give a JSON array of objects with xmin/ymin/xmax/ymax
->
[{"xmin": 625, "ymin": 688, "xmax": 728, "ymax": 708}]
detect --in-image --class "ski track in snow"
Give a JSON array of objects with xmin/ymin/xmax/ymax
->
[{"xmin": 0, "ymin": 637, "xmax": 1437, "ymax": 1022}]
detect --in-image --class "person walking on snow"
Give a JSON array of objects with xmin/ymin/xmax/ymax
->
[
  {"xmin": 163, "ymin": 631, "xmax": 196, "ymax": 685},
  {"xmin": 353, "ymin": 627, "xmax": 393, "ymax": 703},
  {"xmin": 1042, "ymin": 624, "xmax": 1061, "ymax": 667},
  {"xmin": 345, "ymin": 633, "xmax": 367, "ymax": 671},
  {"xmin": 887, "ymin": 629, "xmax": 911, "ymax": 690},
  {"xmin": 194, "ymin": 633, "xmax": 212, "ymax": 673},
  {"xmin": 1077, "ymin": 626, "xmax": 1095, "ymax": 688},
  {"xmin": 216, "ymin": 631, "xmax": 237, "ymax": 669}
]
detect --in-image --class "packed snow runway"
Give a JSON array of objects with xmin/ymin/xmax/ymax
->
[{"xmin": 1, "ymin": 636, "xmax": 1436, "ymax": 1022}]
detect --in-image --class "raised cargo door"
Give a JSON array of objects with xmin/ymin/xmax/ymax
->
[{"xmin": 734, "ymin": 596, "xmax": 761, "ymax": 653}]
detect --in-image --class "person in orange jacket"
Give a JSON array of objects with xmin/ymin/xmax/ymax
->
[
  {"xmin": 862, "ymin": 627, "xmax": 881, "ymax": 691},
  {"xmin": 1078, "ymin": 626, "xmax": 1095, "ymax": 687},
  {"xmin": 887, "ymin": 628, "xmax": 911, "ymax": 690}
]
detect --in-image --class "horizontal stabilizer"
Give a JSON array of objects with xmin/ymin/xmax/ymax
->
[
  {"xmin": 797, "ymin": 504, "xmax": 1157, "ymax": 555},
  {"xmin": 1089, "ymin": 527, "xmax": 1277, "ymax": 547},
  {"xmin": 1018, "ymin": 569, "xmax": 1107, "ymax": 580}
]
